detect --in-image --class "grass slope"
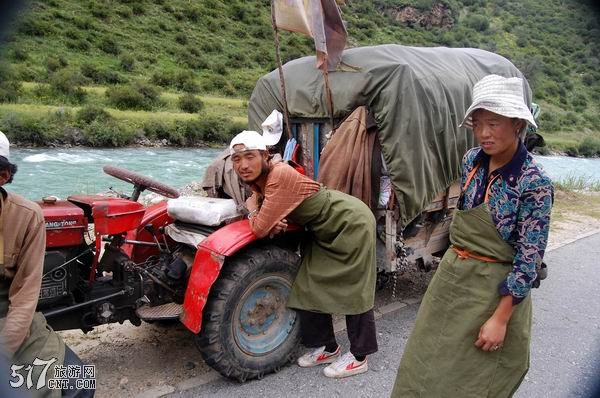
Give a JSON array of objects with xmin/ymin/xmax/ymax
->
[{"xmin": 0, "ymin": 0, "xmax": 598, "ymax": 151}]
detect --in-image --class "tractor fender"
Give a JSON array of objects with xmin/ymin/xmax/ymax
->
[{"xmin": 181, "ymin": 219, "xmax": 258, "ymax": 333}]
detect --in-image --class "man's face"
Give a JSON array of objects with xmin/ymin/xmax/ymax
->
[
  {"xmin": 231, "ymin": 148, "xmax": 269, "ymax": 184},
  {"xmin": 0, "ymin": 168, "xmax": 10, "ymax": 186}
]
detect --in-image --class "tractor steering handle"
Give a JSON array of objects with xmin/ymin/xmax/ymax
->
[{"xmin": 103, "ymin": 165, "xmax": 180, "ymax": 201}]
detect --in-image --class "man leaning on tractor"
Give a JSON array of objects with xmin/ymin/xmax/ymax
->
[{"xmin": 230, "ymin": 130, "xmax": 379, "ymax": 379}]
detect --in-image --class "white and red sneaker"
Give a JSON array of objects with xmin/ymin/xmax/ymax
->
[
  {"xmin": 323, "ymin": 352, "xmax": 368, "ymax": 378},
  {"xmin": 297, "ymin": 345, "xmax": 341, "ymax": 368}
]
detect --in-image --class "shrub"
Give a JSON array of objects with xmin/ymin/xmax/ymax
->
[
  {"xmin": 49, "ymin": 69, "xmax": 87, "ymax": 103},
  {"xmin": 132, "ymin": 4, "xmax": 144, "ymax": 15},
  {"xmin": 178, "ymin": 94, "xmax": 204, "ymax": 113},
  {"xmin": 565, "ymin": 145, "xmax": 579, "ymax": 157},
  {"xmin": 0, "ymin": 112, "xmax": 46, "ymax": 145},
  {"xmin": 142, "ymin": 119, "xmax": 172, "ymax": 140},
  {"xmin": 80, "ymin": 63, "xmax": 125, "ymax": 84},
  {"xmin": 175, "ymin": 33, "xmax": 188, "ymax": 45},
  {"xmin": 578, "ymin": 137, "xmax": 600, "ymax": 157},
  {"xmin": 76, "ymin": 105, "xmax": 112, "ymax": 125},
  {"xmin": 464, "ymin": 14, "xmax": 489, "ymax": 32},
  {"xmin": 67, "ymin": 39, "xmax": 91, "ymax": 51},
  {"xmin": 200, "ymin": 41, "xmax": 223, "ymax": 54},
  {"xmin": 98, "ymin": 37, "xmax": 120, "ymax": 55},
  {"xmin": 72, "ymin": 16, "xmax": 94, "ymax": 30},
  {"xmin": 134, "ymin": 82, "xmax": 161, "ymax": 103},
  {"xmin": 0, "ymin": 63, "xmax": 23, "ymax": 103},
  {"xmin": 11, "ymin": 47, "xmax": 28, "ymax": 61},
  {"xmin": 44, "ymin": 55, "xmax": 68, "ymax": 73},
  {"xmin": 106, "ymin": 86, "xmax": 146, "ymax": 110},
  {"xmin": 177, "ymin": 52, "xmax": 209, "ymax": 70},
  {"xmin": 516, "ymin": 36, "xmax": 527, "ymax": 48},
  {"xmin": 0, "ymin": 80, "xmax": 22, "ymax": 103},
  {"xmin": 120, "ymin": 54, "xmax": 135, "ymax": 72},
  {"xmin": 197, "ymin": 117, "xmax": 231, "ymax": 143},
  {"xmin": 174, "ymin": 71, "xmax": 200, "ymax": 93},
  {"xmin": 105, "ymin": 82, "xmax": 163, "ymax": 110},
  {"xmin": 18, "ymin": 18, "xmax": 54, "ymax": 36},
  {"xmin": 117, "ymin": 7, "xmax": 132, "ymax": 18},
  {"xmin": 572, "ymin": 94, "xmax": 588, "ymax": 112},
  {"xmin": 582, "ymin": 73, "xmax": 596, "ymax": 86},
  {"xmin": 65, "ymin": 29, "xmax": 80, "ymax": 40},
  {"xmin": 151, "ymin": 70, "xmax": 175, "ymax": 87},
  {"xmin": 183, "ymin": 5, "xmax": 202, "ymax": 22},
  {"xmin": 82, "ymin": 120, "xmax": 135, "ymax": 147},
  {"xmin": 539, "ymin": 112, "xmax": 560, "ymax": 132},
  {"xmin": 90, "ymin": 4, "xmax": 110, "ymax": 19},
  {"xmin": 176, "ymin": 119, "xmax": 204, "ymax": 144}
]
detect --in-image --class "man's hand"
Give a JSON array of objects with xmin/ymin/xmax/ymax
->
[
  {"xmin": 268, "ymin": 219, "xmax": 288, "ymax": 238},
  {"xmin": 245, "ymin": 193, "xmax": 259, "ymax": 212}
]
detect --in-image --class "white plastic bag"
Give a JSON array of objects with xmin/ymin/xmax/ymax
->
[{"xmin": 167, "ymin": 196, "xmax": 241, "ymax": 226}]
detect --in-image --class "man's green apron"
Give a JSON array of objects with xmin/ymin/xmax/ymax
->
[
  {"xmin": 391, "ymin": 203, "xmax": 532, "ymax": 398},
  {"xmin": 1, "ymin": 194, "xmax": 65, "ymax": 398},
  {"xmin": 286, "ymin": 188, "xmax": 376, "ymax": 315}
]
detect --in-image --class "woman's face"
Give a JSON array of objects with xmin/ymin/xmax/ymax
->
[{"xmin": 471, "ymin": 109, "xmax": 523, "ymax": 162}]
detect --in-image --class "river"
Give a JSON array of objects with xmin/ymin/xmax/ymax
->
[{"xmin": 6, "ymin": 148, "xmax": 600, "ymax": 201}]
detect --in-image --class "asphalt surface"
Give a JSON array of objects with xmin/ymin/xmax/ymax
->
[{"xmin": 163, "ymin": 232, "xmax": 600, "ymax": 398}]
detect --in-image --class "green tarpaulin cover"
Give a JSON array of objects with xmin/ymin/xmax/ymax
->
[{"xmin": 248, "ymin": 44, "xmax": 532, "ymax": 226}]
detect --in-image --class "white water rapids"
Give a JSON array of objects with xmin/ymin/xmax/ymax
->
[{"xmin": 7, "ymin": 147, "xmax": 600, "ymax": 201}]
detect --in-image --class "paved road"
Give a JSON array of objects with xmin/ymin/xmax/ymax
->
[{"xmin": 164, "ymin": 232, "xmax": 600, "ymax": 398}]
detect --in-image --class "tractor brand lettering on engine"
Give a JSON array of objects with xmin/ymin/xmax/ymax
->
[{"xmin": 45, "ymin": 220, "xmax": 78, "ymax": 229}]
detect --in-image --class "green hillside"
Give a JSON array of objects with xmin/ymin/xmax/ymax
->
[{"xmin": 0, "ymin": 0, "xmax": 598, "ymax": 154}]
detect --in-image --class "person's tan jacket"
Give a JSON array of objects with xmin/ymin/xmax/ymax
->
[{"xmin": 0, "ymin": 189, "xmax": 46, "ymax": 356}]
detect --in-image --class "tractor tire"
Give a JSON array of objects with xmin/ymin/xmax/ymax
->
[{"xmin": 196, "ymin": 245, "xmax": 301, "ymax": 382}]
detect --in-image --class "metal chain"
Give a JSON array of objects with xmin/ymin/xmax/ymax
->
[{"xmin": 392, "ymin": 232, "xmax": 409, "ymax": 299}]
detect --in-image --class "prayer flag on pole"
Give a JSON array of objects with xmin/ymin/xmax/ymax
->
[{"xmin": 273, "ymin": 0, "xmax": 347, "ymax": 71}]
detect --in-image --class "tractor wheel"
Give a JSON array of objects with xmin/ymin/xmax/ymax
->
[{"xmin": 196, "ymin": 245, "xmax": 301, "ymax": 382}]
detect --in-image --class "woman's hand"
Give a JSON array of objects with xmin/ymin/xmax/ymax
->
[
  {"xmin": 474, "ymin": 315, "xmax": 507, "ymax": 352},
  {"xmin": 474, "ymin": 295, "xmax": 514, "ymax": 352},
  {"xmin": 268, "ymin": 219, "xmax": 288, "ymax": 238}
]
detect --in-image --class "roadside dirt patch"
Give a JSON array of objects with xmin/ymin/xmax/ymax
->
[{"xmin": 60, "ymin": 322, "xmax": 211, "ymax": 396}]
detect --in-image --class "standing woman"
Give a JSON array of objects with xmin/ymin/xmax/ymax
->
[{"xmin": 391, "ymin": 74, "xmax": 553, "ymax": 397}]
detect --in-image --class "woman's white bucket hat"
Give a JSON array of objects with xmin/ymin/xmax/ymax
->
[{"xmin": 460, "ymin": 74, "xmax": 537, "ymax": 129}]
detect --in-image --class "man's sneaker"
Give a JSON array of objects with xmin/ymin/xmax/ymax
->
[
  {"xmin": 297, "ymin": 345, "xmax": 341, "ymax": 368},
  {"xmin": 323, "ymin": 352, "xmax": 368, "ymax": 378}
]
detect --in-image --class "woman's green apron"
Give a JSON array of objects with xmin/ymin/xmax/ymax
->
[
  {"xmin": 286, "ymin": 187, "xmax": 376, "ymax": 315},
  {"xmin": 1, "ymin": 194, "xmax": 65, "ymax": 398},
  {"xmin": 391, "ymin": 201, "xmax": 532, "ymax": 398}
]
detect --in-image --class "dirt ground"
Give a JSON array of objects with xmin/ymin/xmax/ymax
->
[{"xmin": 59, "ymin": 193, "xmax": 600, "ymax": 398}]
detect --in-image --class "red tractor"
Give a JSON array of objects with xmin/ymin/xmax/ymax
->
[{"xmin": 38, "ymin": 165, "xmax": 301, "ymax": 382}]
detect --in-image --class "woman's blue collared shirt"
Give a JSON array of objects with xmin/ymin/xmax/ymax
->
[{"xmin": 459, "ymin": 142, "xmax": 554, "ymax": 304}]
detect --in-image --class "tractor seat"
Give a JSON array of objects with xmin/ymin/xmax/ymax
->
[
  {"xmin": 165, "ymin": 196, "xmax": 243, "ymax": 247},
  {"xmin": 167, "ymin": 196, "xmax": 241, "ymax": 226}
]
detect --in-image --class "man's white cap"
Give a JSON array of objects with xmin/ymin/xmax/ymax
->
[
  {"xmin": 229, "ymin": 130, "xmax": 267, "ymax": 155},
  {"xmin": 460, "ymin": 74, "xmax": 537, "ymax": 130},
  {"xmin": 0, "ymin": 131, "xmax": 9, "ymax": 160},
  {"xmin": 261, "ymin": 110, "xmax": 283, "ymax": 146}
]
